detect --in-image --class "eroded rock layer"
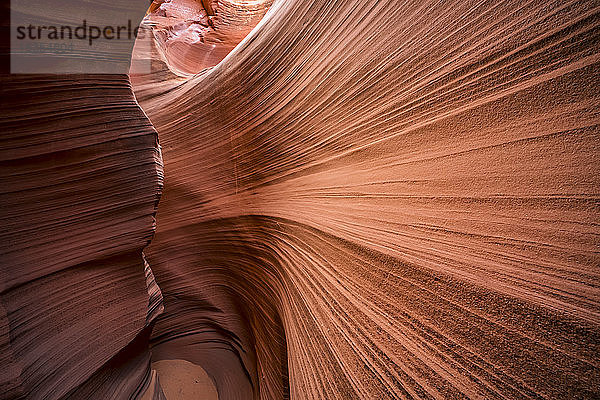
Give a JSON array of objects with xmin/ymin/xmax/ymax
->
[
  {"xmin": 142, "ymin": 0, "xmax": 272, "ymax": 75},
  {"xmin": 1, "ymin": 0, "xmax": 600, "ymax": 399},
  {"xmin": 132, "ymin": 0, "xmax": 600, "ymax": 398},
  {"xmin": 0, "ymin": 74, "xmax": 163, "ymax": 399}
]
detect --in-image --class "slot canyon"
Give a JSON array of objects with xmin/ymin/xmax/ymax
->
[{"xmin": 1, "ymin": 0, "xmax": 599, "ymax": 399}]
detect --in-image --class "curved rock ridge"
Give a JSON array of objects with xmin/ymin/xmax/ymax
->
[
  {"xmin": 132, "ymin": 0, "xmax": 600, "ymax": 398},
  {"xmin": 0, "ymin": 73, "xmax": 164, "ymax": 399},
  {"xmin": 1, "ymin": 0, "xmax": 172, "ymax": 394},
  {"xmin": 1, "ymin": 0, "xmax": 599, "ymax": 399}
]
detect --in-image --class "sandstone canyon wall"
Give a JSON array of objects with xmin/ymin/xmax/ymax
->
[
  {"xmin": 3, "ymin": 0, "xmax": 600, "ymax": 399},
  {"xmin": 1, "ymin": 1, "xmax": 165, "ymax": 398}
]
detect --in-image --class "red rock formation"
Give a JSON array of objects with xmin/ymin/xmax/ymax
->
[
  {"xmin": 133, "ymin": 0, "xmax": 600, "ymax": 398},
  {"xmin": 142, "ymin": 0, "xmax": 272, "ymax": 75},
  {"xmin": 1, "ymin": 1, "xmax": 164, "ymax": 398},
  {"xmin": 1, "ymin": 74, "xmax": 163, "ymax": 399},
  {"xmin": 3, "ymin": 0, "xmax": 600, "ymax": 399}
]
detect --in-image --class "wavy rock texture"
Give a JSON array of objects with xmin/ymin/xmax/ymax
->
[
  {"xmin": 143, "ymin": 0, "xmax": 272, "ymax": 75},
  {"xmin": 132, "ymin": 0, "xmax": 600, "ymax": 399},
  {"xmin": 2, "ymin": 0, "xmax": 600, "ymax": 399},
  {"xmin": 0, "ymin": 73, "xmax": 164, "ymax": 399},
  {"xmin": 0, "ymin": 0, "xmax": 171, "ymax": 395}
]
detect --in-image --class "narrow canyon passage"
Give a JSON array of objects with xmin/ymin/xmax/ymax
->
[{"xmin": 1, "ymin": 0, "xmax": 600, "ymax": 399}]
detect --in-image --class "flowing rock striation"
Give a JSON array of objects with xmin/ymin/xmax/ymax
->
[
  {"xmin": 1, "ymin": 0, "xmax": 168, "ymax": 395},
  {"xmin": 133, "ymin": 0, "xmax": 600, "ymax": 398},
  {"xmin": 2, "ymin": 0, "xmax": 600, "ymax": 399},
  {"xmin": 0, "ymin": 74, "xmax": 164, "ymax": 399}
]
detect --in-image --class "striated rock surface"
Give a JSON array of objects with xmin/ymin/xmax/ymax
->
[
  {"xmin": 1, "ymin": 0, "xmax": 168, "ymax": 396},
  {"xmin": 0, "ymin": 73, "xmax": 164, "ymax": 399},
  {"xmin": 133, "ymin": 0, "xmax": 600, "ymax": 399},
  {"xmin": 1, "ymin": 0, "xmax": 600, "ymax": 399}
]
